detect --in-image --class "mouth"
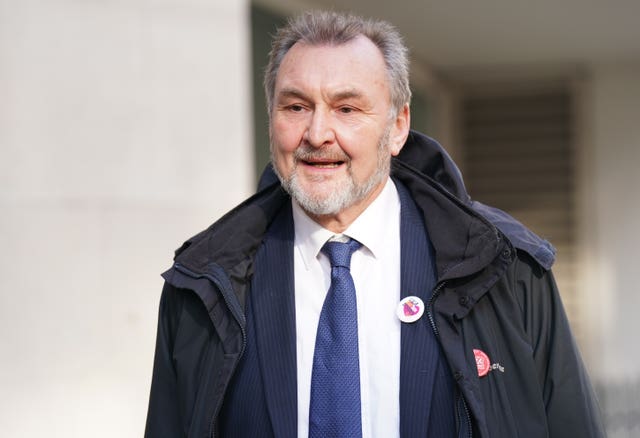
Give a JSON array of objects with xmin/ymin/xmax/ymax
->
[{"xmin": 302, "ymin": 159, "xmax": 345, "ymax": 169}]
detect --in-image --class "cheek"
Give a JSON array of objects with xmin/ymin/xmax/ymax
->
[
  {"xmin": 341, "ymin": 133, "xmax": 384, "ymax": 172},
  {"xmin": 270, "ymin": 124, "xmax": 299, "ymax": 176},
  {"xmin": 272, "ymin": 119, "xmax": 302, "ymax": 155}
]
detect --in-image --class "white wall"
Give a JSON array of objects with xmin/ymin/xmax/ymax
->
[
  {"xmin": 578, "ymin": 61, "xmax": 640, "ymax": 435},
  {"xmin": 579, "ymin": 62, "xmax": 640, "ymax": 378},
  {"xmin": 0, "ymin": 1, "xmax": 253, "ymax": 436}
]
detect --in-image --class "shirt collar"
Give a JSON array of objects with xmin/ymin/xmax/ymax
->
[{"xmin": 292, "ymin": 178, "xmax": 400, "ymax": 270}]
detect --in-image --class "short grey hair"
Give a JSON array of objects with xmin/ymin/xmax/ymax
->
[{"xmin": 264, "ymin": 10, "xmax": 411, "ymax": 118}]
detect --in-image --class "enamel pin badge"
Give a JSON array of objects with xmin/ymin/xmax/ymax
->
[{"xmin": 396, "ymin": 296, "xmax": 425, "ymax": 323}]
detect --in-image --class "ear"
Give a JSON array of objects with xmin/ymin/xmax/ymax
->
[
  {"xmin": 388, "ymin": 104, "xmax": 410, "ymax": 156},
  {"xmin": 268, "ymin": 123, "xmax": 274, "ymax": 153}
]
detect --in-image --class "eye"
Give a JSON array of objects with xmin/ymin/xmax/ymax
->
[
  {"xmin": 338, "ymin": 106, "xmax": 355, "ymax": 114},
  {"xmin": 288, "ymin": 104, "xmax": 304, "ymax": 112}
]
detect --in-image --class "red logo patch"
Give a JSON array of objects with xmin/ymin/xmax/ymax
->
[{"xmin": 473, "ymin": 349, "xmax": 491, "ymax": 377}]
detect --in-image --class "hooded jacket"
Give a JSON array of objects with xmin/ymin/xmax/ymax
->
[{"xmin": 145, "ymin": 130, "xmax": 604, "ymax": 437}]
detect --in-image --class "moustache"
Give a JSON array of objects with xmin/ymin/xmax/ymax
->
[{"xmin": 293, "ymin": 146, "xmax": 350, "ymax": 163}]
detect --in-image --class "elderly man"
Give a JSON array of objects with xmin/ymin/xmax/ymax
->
[{"xmin": 145, "ymin": 11, "xmax": 604, "ymax": 438}]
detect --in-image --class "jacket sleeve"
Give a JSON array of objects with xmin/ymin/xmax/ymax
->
[
  {"xmin": 518, "ymin": 257, "xmax": 606, "ymax": 437},
  {"xmin": 145, "ymin": 282, "xmax": 185, "ymax": 438}
]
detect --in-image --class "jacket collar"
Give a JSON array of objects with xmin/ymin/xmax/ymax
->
[
  {"xmin": 173, "ymin": 185, "xmax": 288, "ymax": 274},
  {"xmin": 391, "ymin": 159, "xmax": 506, "ymax": 283}
]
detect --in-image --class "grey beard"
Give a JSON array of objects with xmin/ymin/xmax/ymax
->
[{"xmin": 272, "ymin": 127, "xmax": 392, "ymax": 217}]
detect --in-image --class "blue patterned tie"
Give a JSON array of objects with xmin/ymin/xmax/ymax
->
[{"xmin": 309, "ymin": 238, "xmax": 363, "ymax": 438}]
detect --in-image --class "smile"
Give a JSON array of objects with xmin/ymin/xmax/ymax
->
[{"xmin": 303, "ymin": 160, "xmax": 345, "ymax": 169}]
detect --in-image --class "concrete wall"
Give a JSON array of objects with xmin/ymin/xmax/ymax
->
[
  {"xmin": 578, "ymin": 61, "xmax": 640, "ymax": 435},
  {"xmin": 0, "ymin": 1, "xmax": 253, "ymax": 436}
]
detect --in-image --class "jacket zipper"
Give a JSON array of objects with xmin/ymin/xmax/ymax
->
[
  {"xmin": 461, "ymin": 394, "xmax": 473, "ymax": 438},
  {"xmin": 427, "ymin": 281, "xmax": 473, "ymax": 438},
  {"xmin": 173, "ymin": 263, "xmax": 247, "ymax": 438},
  {"xmin": 426, "ymin": 281, "xmax": 446, "ymax": 337}
]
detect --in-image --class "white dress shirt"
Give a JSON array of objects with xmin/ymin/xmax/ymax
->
[{"xmin": 293, "ymin": 178, "xmax": 402, "ymax": 438}]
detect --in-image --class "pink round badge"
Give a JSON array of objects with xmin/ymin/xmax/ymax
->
[
  {"xmin": 396, "ymin": 296, "xmax": 425, "ymax": 323},
  {"xmin": 473, "ymin": 349, "xmax": 491, "ymax": 377}
]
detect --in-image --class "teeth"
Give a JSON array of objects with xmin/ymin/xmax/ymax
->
[{"xmin": 304, "ymin": 160, "xmax": 341, "ymax": 168}]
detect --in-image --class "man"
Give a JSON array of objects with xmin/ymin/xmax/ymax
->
[{"xmin": 145, "ymin": 11, "xmax": 604, "ymax": 438}]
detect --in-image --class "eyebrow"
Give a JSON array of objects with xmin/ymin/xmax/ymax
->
[
  {"xmin": 276, "ymin": 88, "xmax": 309, "ymax": 103},
  {"xmin": 329, "ymin": 89, "xmax": 365, "ymax": 102}
]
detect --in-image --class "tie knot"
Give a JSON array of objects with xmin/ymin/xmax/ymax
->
[{"xmin": 321, "ymin": 238, "xmax": 362, "ymax": 269}]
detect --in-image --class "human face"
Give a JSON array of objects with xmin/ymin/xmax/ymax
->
[{"xmin": 270, "ymin": 36, "xmax": 410, "ymax": 231}]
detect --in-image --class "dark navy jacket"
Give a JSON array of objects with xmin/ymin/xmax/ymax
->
[{"xmin": 145, "ymin": 130, "xmax": 604, "ymax": 437}]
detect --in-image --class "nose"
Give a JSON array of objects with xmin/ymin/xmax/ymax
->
[{"xmin": 303, "ymin": 108, "xmax": 335, "ymax": 148}]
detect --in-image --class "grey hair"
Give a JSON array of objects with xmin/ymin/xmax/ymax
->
[{"xmin": 264, "ymin": 10, "xmax": 411, "ymax": 118}]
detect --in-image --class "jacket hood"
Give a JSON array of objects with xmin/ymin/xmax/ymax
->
[
  {"xmin": 397, "ymin": 130, "xmax": 556, "ymax": 269},
  {"xmin": 258, "ymin": 129, "xmax": 555, "ymax": 270}
]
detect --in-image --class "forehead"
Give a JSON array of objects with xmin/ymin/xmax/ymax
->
[{"xmin": 275, "ymin": 35, "xmax": 390, "ymax": 100}]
